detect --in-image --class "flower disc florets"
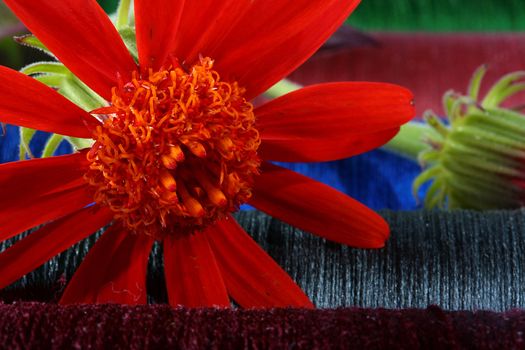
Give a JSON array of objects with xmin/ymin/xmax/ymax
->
[{"xmin": 85, "ymin": 57, "xmax": 261, "ymax": 238}]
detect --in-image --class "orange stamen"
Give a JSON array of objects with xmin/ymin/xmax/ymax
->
[
  {"xmin": 186, "ymin": 141, "xmax": 207, "ymax": 158},
  {"xmin": 84, "ymin": 57, "xmax": 260, "ymax": 239},
  {"xmin": 160, "ymin": 144, "xmax": 185, "ymax": 169},
  {"xmin": 160, "ymin": 169, "xmax": 177, "ymax": 192},
  {"xmin": 161, "ymin": 155, "xmax": 178, "ymax": 169},
  {"xmin": 179, "ymin": 183, "xmax": 205, "ymax": 218},
  {"xmin": 194, "ymin": 170, "xmax": 227, "ymax": 207},
  {"xmin": 169, "ymin": 144, "xmax": 185, "ymax": 162}
]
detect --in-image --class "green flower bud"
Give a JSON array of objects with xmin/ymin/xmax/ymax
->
[{"xmin": 414, "ymin": 66, "xmax": 525, "ymax": 209}]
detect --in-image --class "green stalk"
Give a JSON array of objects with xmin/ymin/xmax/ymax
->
[{"xmin": 381, "ymin": 122, "xmax": 433, "ymax": 161}]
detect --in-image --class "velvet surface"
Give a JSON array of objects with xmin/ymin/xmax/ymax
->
[{"xmin": 1, "ymin": 303, "xmax": 524, "ymax": 349}]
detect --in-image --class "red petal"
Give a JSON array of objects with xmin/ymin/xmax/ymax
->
[
  {"xmin": 249, "ymin": 163, "xmax": 389, "ymax": 248},
  {"xmin": 213, "ymin": 0, "xmax": 360, "ymax": 99},
  {"xmin": 134, "ymin": 0, "xmax": 185, "ymax": 70},
  {"xmin": 171, "ymin": 1, "xmax": 248, "ymax": 64},
  {"xmin": 255, "ymin": 82, "xmax": 414, "ymax": 161},
  {"xmin": 0, "ymin": 153, "xmax": 94, "ymax": 242},
  {"xmin": 0, "ymin": 205, "xmax": 112, "ymax": 289},
  {"xmin": 60, "ymin": 225, "xmax": 154, "ymax": 305},
  {"xmin": 3, "ymin": 0, "xmax": 136, "ymax": 100},
  {"xmin": 205, "ymin": 216, "xmax": 313, "ymax": 308},
  {"xmin": 257, "ymin": 82, "xmax": 413, "ymax": 137},
  {"xmin": 0, "ymin": 67, "xmax": 97, "ymax": 137},
  {"xmin": 163, "ymin": 233, "xmax": 230, "ymax": 307}
]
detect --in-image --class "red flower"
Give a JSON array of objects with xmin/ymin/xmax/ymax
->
[{"xmin": 0, "ymin": 0, "xmax": 414, "ymax": 307}]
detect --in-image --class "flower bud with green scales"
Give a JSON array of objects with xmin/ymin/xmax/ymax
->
[{"xmin": 413, "ymin": 66, "xmax": 525, "ymax": 209}]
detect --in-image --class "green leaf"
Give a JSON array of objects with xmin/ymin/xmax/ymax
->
[{"xmin": 59, "ymin": 74, "xmax": 106, "ymax": 111}]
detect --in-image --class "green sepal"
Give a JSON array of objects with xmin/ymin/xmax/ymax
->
[
  {"xmin": 20, "ymin": 58, "xmax": 105, "ymax": 112},
  {"xmin": 19, "ymin": 127, "xmax": 36, "ymax": 160},
  {"xmin": 423, "ymin": 177, "xmax": 446, "ymax": 209},
  {"xmin": 119, "ymin": 26, "xmax": 138, "ymax": 61},
  {"xmin": 448, "ymin": 96, "xmax": 476, "ymax": 123},
  {"xmin": 59, "ymin": 74, "xmax": 106, "ymax": 111},
  {"xmin": 33, "ymin": 74, "xmax": 63, "ymax": 87},
  {"xmin": 486, "ymin": 106, "xmax": 525, "ymax": 124},
  {"xmin": 467, "ymin": 65, "xmax": 487, "ymax": 101},
  {"xmin": 42, "ymin": 133, "xmax": 64, "ymax": 158},
  {"xmin": 265, "ymin": 79, "xmax": 301, "ymax": 99},
  {"xmin": 443, "ymin": 170, "xmax": 519, "ymax": 209},
  {"xmin": 442, "ymin": 90, "xmax": 457, "ymax": 117},
  {"xmin": 466, "ymin": 110, "xmax": 525, "ymax": 142},
  {"xmin": 482, "ymin": 71, "xmax": 525, "ymax": 108},
  {"xmin": 116, "ymin": 0, "xmax": 132, "ymax": 29},
  {"xmin": 20, "ymin": 61, "xmax": 70, "ymax": 76},
  {"xmin": 412, "ymin": 165, "xmax": 441, "ymax": 202},
  {"xmin": 67, "ymin": 137, "xmax": 94, "ymax": 151},
  {"xmin": 442, "ymin": 141, "xmax": 524, "ymax": 178},
  {"xmin": 417, "ymin": 149, "xmax": 440, "ymax": 166},
  {"xmin": 18, "ymin": 62, "xmax": 104, "ymax": 158},
  {"xmin": 14, "ymin": 34, "xmax": 53, "ymax": 57},
  {"xmin": 449, "ymin": 124, "xmax": 525, "ymax": 158},
  {"xmin": 439, "ymin": 152, "xmax": 518, "ymax": 190},
  {"xmin": 424, "ymin": 111, "xmax": 449, "ymax": 137}
]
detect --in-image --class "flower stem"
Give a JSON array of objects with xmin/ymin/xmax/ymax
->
[{"xmin": 381, "ymin": 122, "xmax": 433, "ymax": 161}]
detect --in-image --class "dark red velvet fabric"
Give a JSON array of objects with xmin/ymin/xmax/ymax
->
[
  {"xmin": 0, "ymin": 303, "xmax": 524, "ymax": 349},
  {"xmin": 291, "ymin": 33, "xmax": 525, "ymax": 117}
]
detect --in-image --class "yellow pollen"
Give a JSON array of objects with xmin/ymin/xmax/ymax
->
[{"xmin": 84, "ymin": 57, "xmax": 260, "ymax": 238}]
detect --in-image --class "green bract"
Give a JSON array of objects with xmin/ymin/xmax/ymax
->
[
  {"xmin": 15, "ymin": 0, "xmax": 137, "ymax": 159},
  {"xmin": 414, "ymin": 66, "xmax": 525, "ymax": 209}
]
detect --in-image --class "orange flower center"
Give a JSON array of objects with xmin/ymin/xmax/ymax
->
[{"xmin": 84, "ymin": 58, "xmax": 261, "ymax": 239}]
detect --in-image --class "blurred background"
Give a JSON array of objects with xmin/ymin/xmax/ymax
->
[{"xmin": 1, "ymin": 0, "xmax": 523, "ymax": 210}]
